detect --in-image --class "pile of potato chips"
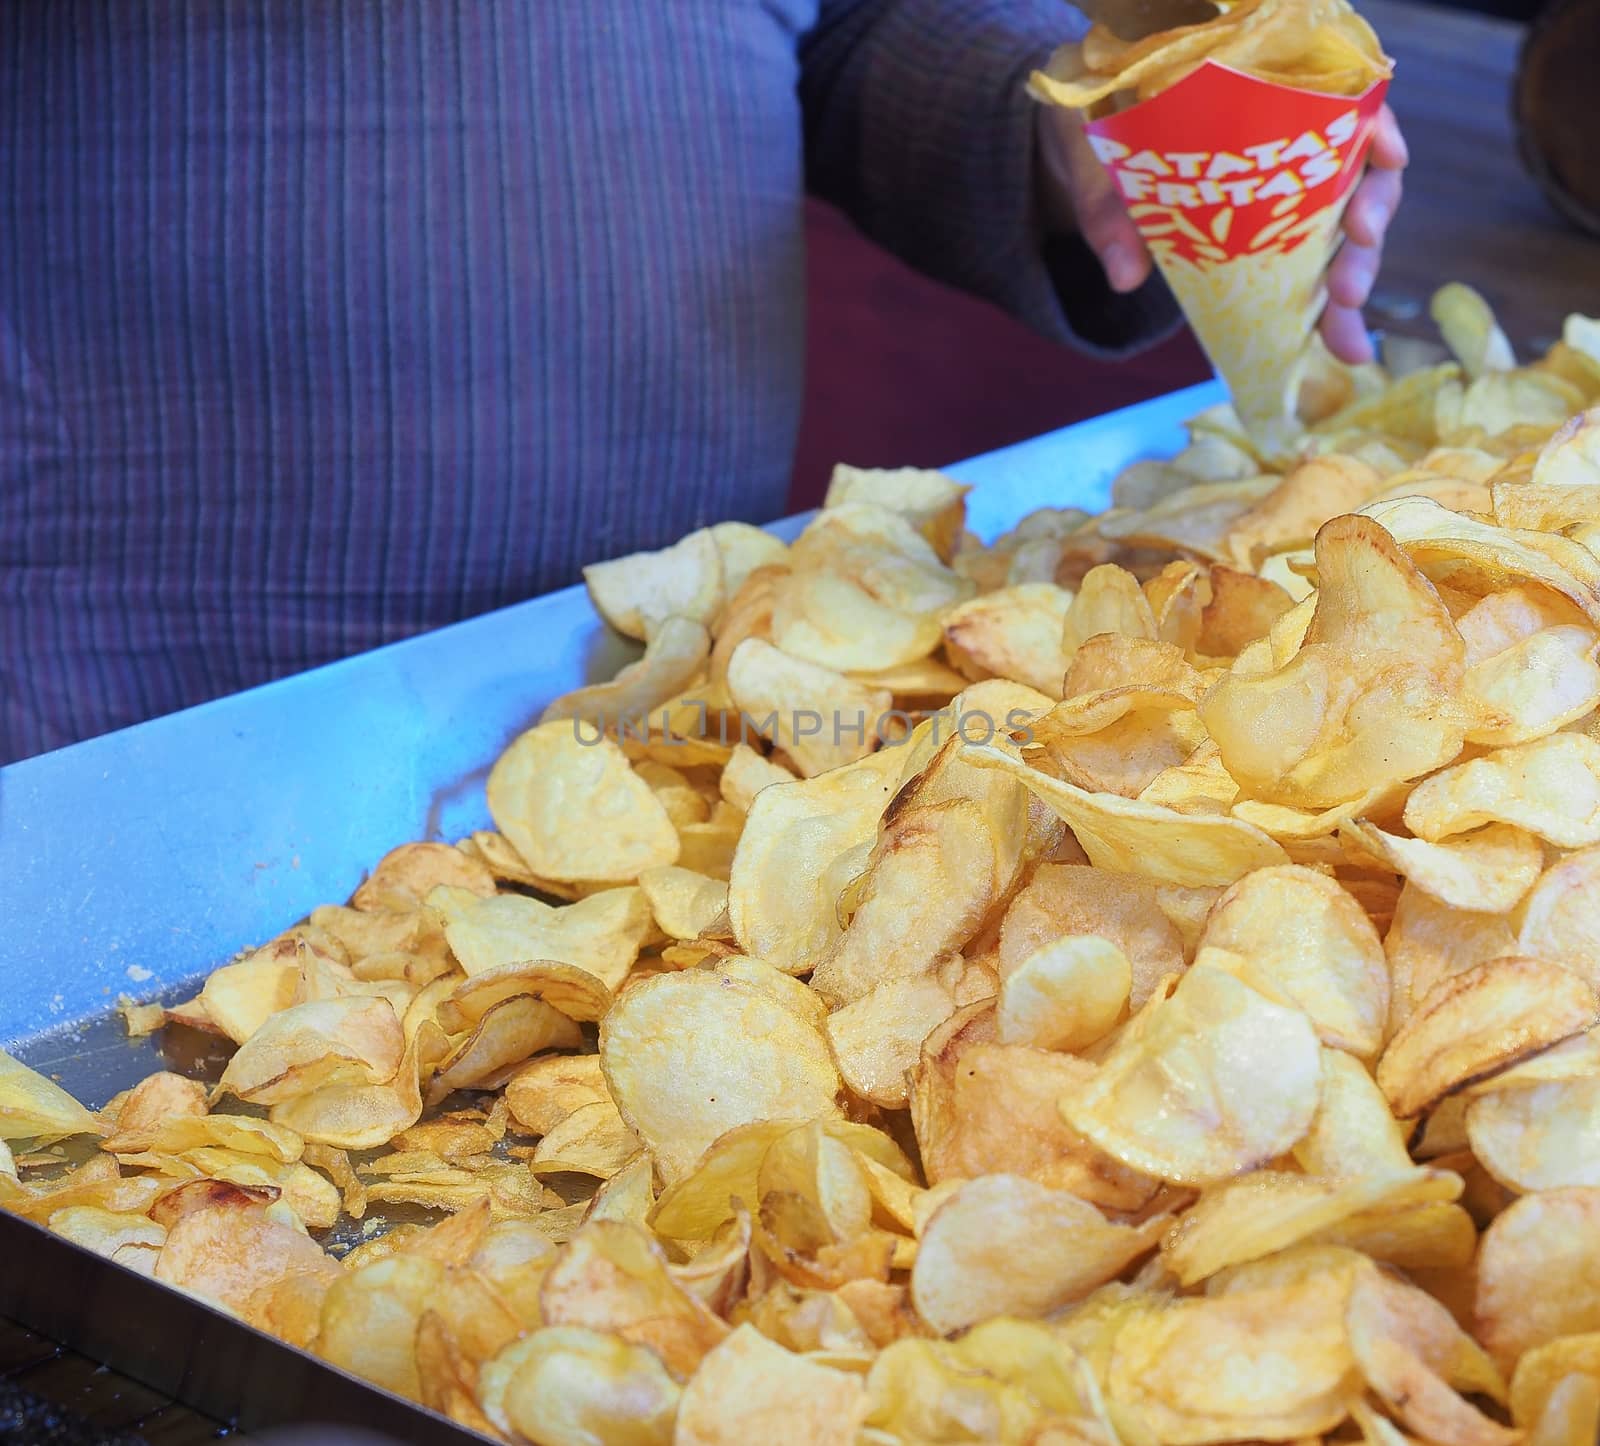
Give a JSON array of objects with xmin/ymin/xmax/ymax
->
[
  {"xmin": 1031, "ymin": 0, "xmax": 1392, "ymax": 112},
  {"xmin": 6, "ymin": 287, "xmax": 1600, "ymax": 1444}
]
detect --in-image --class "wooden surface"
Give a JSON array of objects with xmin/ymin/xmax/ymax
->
[
  {"xmin": 1360, "ymin": 0, "xmax": 1598, "ymax": 352},
  {"xmin": 3, "ymin": 2, "xmax": 1596, "ymax": 1442}
]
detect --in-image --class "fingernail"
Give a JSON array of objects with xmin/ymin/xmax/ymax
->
[{"xmin": 1103, "ymin": 242, "xmax": 1140, "ymax": 292}]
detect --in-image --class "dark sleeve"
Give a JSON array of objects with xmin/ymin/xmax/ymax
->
[{"xmin": 798, "ymin": 0, "xmax": 1181, "ymax": 357}]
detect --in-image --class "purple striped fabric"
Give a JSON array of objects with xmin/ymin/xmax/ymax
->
[{"xmin": 0, "ymin": 1, "xmax": 1176, "ymax": 763}]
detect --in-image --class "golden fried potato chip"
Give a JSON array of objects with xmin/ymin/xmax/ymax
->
[
  {"xmin": 100, "ymin": 1071, "xmax": 208, "ymax": 1154},
  {"xmin": 810, "ymin": 797, "xmax": 996, "ymax": 1008},
  {"xmin": 1510, "ymin": 1334, "xmax": 1600, "ymax": 1432},
  {"xmin": 1385, "ymin": 882, "xmax": 1518, "ymax": 1035},
  {"xmin": 1346, "ymin": 1264, "xmax": 1516, "ymax": 1446},
  {"xmin": 318, "ymin": 1253, "xmax": 443, "ymax": 1400},
  {"xmin": 48, "ymin": 1206, "xmax": 167, "ymax": 1276},
  {"xmin": 600, "ymin": 969, "xmax": 841, "ymax": 1183},
  {"xmin": 429, "ymin": 884, "xmax": 650, "ymax": 991},
  {"xmin": 1203, "ymin": 514, "xmax": 1469, "ymax": 808},
  {"xmin": 351, "ymin": 841, "xmax": 496, "ymax": 913},
  {"xmin": 965, "ymin": 741, "xmax": 1288, "ymax": 887},
  {"xmin": 724, "ymin": 638, "xmax": 892, "ymax": 777},
  {"xmin": 541, "ymin": 1220, "xmax": 729, "ymax": 1377},
  {"xmin": 638, "ymin": 865, "xmax": 729, "ymax": 942},
  {"xmin": 487, "ymin": 722, "xmax": 679, "ymax": 884},
  {"xmin": 674, "ymin": 1323, "xmax": 865, "ymax": 1445},
  {"xmin": 1477, "ymin": 1188, "xmax": 1600, "ymax": 1367},
  {"xmin": 1432, "ymin": 283, "xmax": 1517, "ymax": 381},
  {"xmin": 529, "ymin": 1099, "xmax": 641, "ymax": 1180},
  {"xmin": 479, "ymin": 1326, "xmax": 681, "ymax": 1446},
  {"xmin": 943, "ymin": 584, "xmax": 1072, "ymax": 699},
  {"xmin": 1162, "ymin": 1167, "xmax": 1459, "ymax": 1287},
  {"xmin": 911, "ymin": 1173, "xmax": 1164, "ymax": 1335},
  {"xmin": 1107, "ymin": 1267, "xmax": 1359, "ymax": 1443},
  {"xmin": 541, "ymin": 615, "xmax": 712, "ymax": 731},
  {"xmin": 156, "ymin": 1199, "xmax": 340, "ymax": 1316},
  {"xmin": 718, "ymin": 743, "xmax": 795, "ymax": 814},
  {"xmin": 825, "ymin": 973, "xmax": 956, "ymax": 1110},
  {"xmin": 1059, "ymin": 563, "xmax": 1157, "ymax": 659},
  {"xmin": 1343, "ymin": 820, "xmax": 1542, "ymax": 914},
  {"xmin": 822, "ymin": 464, "xmax": 970, "ymax": 560},
  {"xmin": 727, "ymin": 748, "xmax": 901, "ymax": 974},
  {"xmin": 215, "ymin": 996, "xmax": 404, "ymax": 1106},
  {"xmin": 910, "ymin": 1023, "xmax": 1157, "ymax": 1212},
  {"xmin": 1061, "ymin": 965, "xmax": 1322, "ymax": 1185},
  {"xmin": 996, "ymin": 934, "xmax": 1130, "ymax": 1053},
  {"xmin": 504, "ymin": 1052, "xmax": 608, "ymax": 1136},
  {"xmin": 1224, "ymin": 456, "xmax": 1383, "ymax": 569},
  {"xmin": 1199, "ymin": 864, "xmax": 1388, "ymax": 1057},
  {"xmin": 1517, "ymin": 846, "xmax": 1600, "ymax": 986},
  {"xmin": 199, "ymin": 946, "xmax": 303, "ymax": 1046},
  {"xmin": 1405, "ymin": 734, "xmax": 1600, "ymax": 847},
  {"xmin": 1467, "ymin": 1077, "xmax": 1600, "ymax": 1192},
  {"xmin": 584, "ymin": 526, "xmax": 724, "ymax": 641},
  {"xmin": 1378, "ymin": 956, "xmax": 1599, "ymax": 1118},
  {"xmin": 270, "ymin": 1029, "xmax": 427, "ymax": 1151}
]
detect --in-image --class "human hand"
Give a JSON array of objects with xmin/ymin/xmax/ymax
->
[{"xmin": 1035, "ymin": 102, "xmax": 1410, "ymax": 365}]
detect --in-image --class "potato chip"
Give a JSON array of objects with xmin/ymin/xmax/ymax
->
[
  {"xmin": 638, "ymin": 865, "xmax": 729, "ymax": 942},
  {"xmin": 825, "ymin": 974, "xmax": 956, "ymax": 1109},
  {"xmin": 488, "ymin": 721, "xmax": 679, "ymax": 883},
  {"xmin": 529, "ymin": 1099, "xmax": 641, "ymax": 1180},
  {"xmin": 316, "ymin": 1253, "xmax": 444, "ymax": 1400},
  {"xmin": 479, "ymin": 1326, "xmax": 681, "ymax": 1446},
  {"xmin": 724, "ymin": 638, "xmax": 892, "ymax": 777},
  {"xmin": 673, "ymin": 1323, "xmax": 865, "ymax": 1445},
  {"xmin": 1162, "ymin": 1167, "xmax": 1459, "ymax": 1287},
  {"xmin": 48, "ymin": 1206, "xmax": 167, "ymax": 1276},
  {"xmin": 823, "ymin": 464, "xmax": 970, "ymax": 559},
  {"xmin": 271, "ymin": 1029, "xmax": 427, "ymax": 1151},
  {"xmin": 911, "ymin": 1173, "xmax": 1163, "ymax": 1335},
  {"xmin": 1478, "ymin": 1189, "xmax": 1600, "ymax": 1371},
  {"xmin": 600, "ymin": 969, "xmax": 841, "ymax": 1183},
  {"xmin": 504, "ymin": 1052, "xmax": 609, "ymax": 1136},
  {"xmin": 943, "ymin": 584, "xmax": 1072, "ymax": 699},
  {"xmin": 1378, "ymin": 956, "xmax": 1599, "ymax": 1119},
  {"xmin": 351, "ymin": 841, "xmax": 495, "ymax": 914},
  {"xmin": 100, "ymin": 1071, "xmax": 209, "ymax": 1154},
  {"xmin": 1198, "ymin": 864, "xmax": 1388, "ymax": 1057},
  {"xmin": 541, "ymin": 615, "xmax": 712, "ymax": 731},
  {"xmin": 996, "ymin": 935, "xmax": 1130, "ymax": 1052},
  {"xmin": 1510, "ymin": 1334, "xmax": 1600, "ymax": 1432},
  {"xmin": 1342, "ymin": 820, "xmax": 1542, "ymax": 914},
  {"xmin": 1466, "ymin": 1076, "xmax": 1600, "ymax": 1192},
  {"xmin": 541, "ymin": 1220, "xmax": 729, "ymax": 1378},
  {"xmin": 156, "ymin": 1199, "xmax": 340, "ymax": 1316},
  {"xmin": 1061, "ymin": 964, "xmax": 1322, "ymax": 1185},
  {"xmin": 199, "ymin": 945, "xmax": 303, "ymax": 1046},
  {"xmin": 1203, "ymin": 515, "xmax": 1469, "ymax": 808},
  {"xmin": 1346, "ymin": 1264, "xmax": 1517, "ymax": 1446},
  {"xmin": 584, "ymin": 526, "xmax": 724, "ymax": 641},
  {"xmin": 810, "ymin": 798, "xmax": 995, "ymax": 1008},
  {"xmin": 1408, "ymin": 734, "xmax": 1600, "ymax": 847},
  {"xmin": 1432, "ymin": 283, "xmax": 1517, "ymax": 381},
  {"xmin": 1106, "ymin": 1268, "xmax": 1358, "ymax": 1443},
  {"xmin": 726, "ymin": 748, "xmax": 901, "ymax": 974},
  {"xmin": 1224, "ymin": 455, "xmax": 1383, "ymax": 568},
  {"xmin": 215, "ymin": 996, "xmax": 404, "ymax": 1106},
  {"xmin": 429, "ymin": 884, "xmax": 650, "ymax": 991},
  {"xmin": 1517, "ymin": 846, "xmax": 1600, "ymax": 986},
  {"xmin": 1059, "ymin": 563, "xmax": 1157, "ymax": 658},
  {"xmin": 1385, "ymin": 883, "xmax": 1517, "ymax": 1036},
  {"xmin": 910, "ymin": 1025, "xmax": 1157, "ymax": 1212},
  {"xmin": 965, "ymin": 741, "xmax": 1288, "ymax": 887}
]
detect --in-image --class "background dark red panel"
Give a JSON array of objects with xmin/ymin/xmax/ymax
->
[{"xmin": 788, "ymin": 197, "xmax": 1212, "ymax": 510}]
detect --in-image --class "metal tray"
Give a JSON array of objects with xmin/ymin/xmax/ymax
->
[{"xmin": 0, "ymin": 379, "xmax": 1220, "ymax": 1439}]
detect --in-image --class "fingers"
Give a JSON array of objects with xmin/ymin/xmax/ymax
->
[
  {"xmin": 1321, "ymin": 302, "xmax": 1375, "ymax": 365},
  {"xmin": 1368, "ymin": 104, "xmax": 1409, "ymax": 172},
  {"xmin": 1343, "ymin": 165, "xmax": 1402, "ymax": 248},
  {"xmin": 1327, "ymin": 237, "xmax": 1381, "ymax": 312},
  {"xmin": 1037, "ymin": 110, "xmax": 1153, "ymax": 294}
]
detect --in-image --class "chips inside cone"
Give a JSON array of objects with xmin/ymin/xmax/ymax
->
[{"xmin": 1031, "ymin": 0, "xmax": 1393, "ymax": 455}]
